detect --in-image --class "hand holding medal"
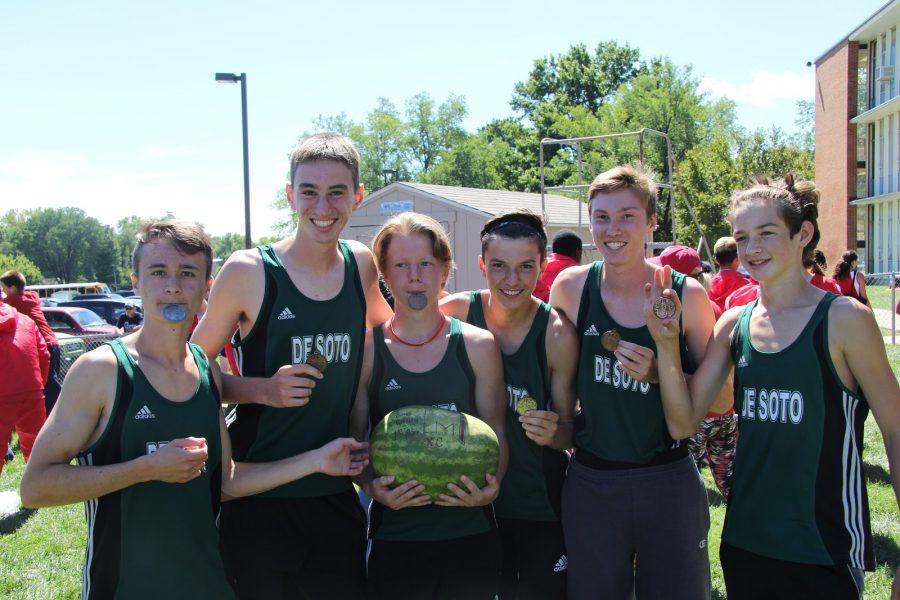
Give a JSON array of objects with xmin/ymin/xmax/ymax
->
[{"xmin": 644, "ymin": 264, "xmax": 682, "ymax": 343}]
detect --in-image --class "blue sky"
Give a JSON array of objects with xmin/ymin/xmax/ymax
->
[{"xmin": 0, "ymin": 0, "xmax": 885, "ymax": 237}]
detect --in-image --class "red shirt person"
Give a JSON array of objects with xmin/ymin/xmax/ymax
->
[
  {"xmin": 707, "ymin": 237, "xmax": 750, "ymax": 313},
  {"xmin": 808, "ymin": 250, "xmax": 840, "ymax": 293},
  {"xmin": 533, "ymin": 230, "xmax": 582, "ymax": 302},
  {"xmin": 1, "ymin": 271, "xmax": 62, "ymax": 414},
  {"xmin": 0, "ymin": 298, "xmax": 49, "ymax": 475}
]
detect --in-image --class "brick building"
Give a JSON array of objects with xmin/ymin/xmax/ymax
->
[{"xmin": 815, "ymin": 0, "xmax": 900, "ymax": 273}]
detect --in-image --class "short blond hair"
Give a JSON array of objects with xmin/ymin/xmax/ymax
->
[
  {"xmin": 372, "ymin": 212, "xmax": 454, "ymax": 273},
  {"xmin": 289, "ymin": 133, "xmax": 360, "ymax": 190},
  {"xmin": 587, "ymin": 164, "xmax": 658, "ymax": 217}
]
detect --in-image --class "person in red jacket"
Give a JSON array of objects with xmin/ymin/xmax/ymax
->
[
  {"xmin": 0, "ymin": 297, "xmax": 49, "ymax": 475},
  {"xmin": 707, "ymin": 237, "xmax": 750, "ymax": 313},
  {"xmin": 1, "ymin": 271, "xmax": 61, "ymax": 413},
  {"xmin": 533, "ymin": 230, "xmax": 582, "ymax": 302}
]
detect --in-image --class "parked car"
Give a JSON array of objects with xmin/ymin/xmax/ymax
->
[
  {"xmin": 72, "ymin": 293, "xmax": 125, "ymax": 300},
  {"xmin": 42, "ymin": 306, "xmax": 120, "ymax": 336},
  {"xmin": 50, "ymin": 291, "xmax": 78, "ymax": 302},
  {"xmin": 40, "ymin": 297, "xmax": 60, "ymax": 307},
  {"xmin": 55, "ymin": 332, "xmax": 87, "ymax": 379},
  {"xmin": 57, "ymin": 299, "xmax": 140, "ymax": 326}
]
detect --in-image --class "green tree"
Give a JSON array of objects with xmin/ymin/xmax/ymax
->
[
  {"xmin": 511, "ymin": 41, "xmax": 643, "ymax": 132},
  {"xmin": 5, "ymin": 208, "xmax": 117, "ymax": 283},
  {"xmin": 405, "ymin": 92, "xmax": 467, "ymax": 175},
  {"xmin": 0, "ymin": 252, "xmax": 42, "ymax": 283},
  {"xmin": 422, "ymin": 135, "xmax": 505, "ymax": 189},
  {"xmin": 211, "ymin": 232, "xmax": 247, "ymax": 264},
  {"xmin": 114, "ymin": 215, "xmax": 145, "ymax": 283}
]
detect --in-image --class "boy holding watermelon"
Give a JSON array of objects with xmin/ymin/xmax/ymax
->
[{"xmin": 351, "ymin": 211, "xmax": 509, "ymax": 600}]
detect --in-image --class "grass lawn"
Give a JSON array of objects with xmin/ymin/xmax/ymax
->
[
  {"xmin": 1, "ymin": 351, "xmax": 899, "ymax": 597},
  {"xmin": 868, "ymin": 284, "xmax": 898, "ymax": 314}
]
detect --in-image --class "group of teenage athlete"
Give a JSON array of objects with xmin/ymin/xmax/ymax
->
[{"xmin": 17, "ymin": 132, "xmax": 900, "ymax": 600}]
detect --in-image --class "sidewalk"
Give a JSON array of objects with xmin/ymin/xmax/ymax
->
[
  {"xmin": 874, "ymin": 307, "xmax": 898, "ymax": 332},
  {"xmin": 875, "ymin": 308, "xmax": 899, "ymax": 345}
]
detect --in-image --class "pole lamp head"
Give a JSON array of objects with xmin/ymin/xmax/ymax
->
[{"xmin": 215, "ymin": 72, "xmax": 241, "ymax": 83}]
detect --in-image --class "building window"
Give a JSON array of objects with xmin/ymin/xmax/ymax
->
[
  {"xmin": 889, "ymin": 201, "xmax": 895, "ymax": 270},
  {"xmin": 892, "ymin": 29, "xmax": 897, "ymax": 98},
  {"xmin": 867, "ymin": 205, "xmax": 875, "ymax": 272},
  {"xmin": 879, "ymin": 119, "xmax": 885, "ymax": 194},
  {"xmin": 878, "ymin": 203, "xmax": 884, "ymax": 272},
  {"xmin": 890, "ymin": 115, "xmax": 895, "ymax": 192},
  {"xmin": 858, "ymin": 45, "xmax": 870, "ymax": 114},
  {"xmin": 869, "ymin": 41, "xmax": 877, "ymax": 110},
  {"xmin": 870, "ymin": 123, "xmax": 877, "ymax": 196},
  {"xmin": 856, "ymin": 207, "xmax": 867, "ymax": 273}
]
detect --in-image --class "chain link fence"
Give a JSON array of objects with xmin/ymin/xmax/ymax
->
[
  {"xmin": 864, "ymin": 272, "xmax": 897, "ymax": 345},
  {"xmin": 56, "ymin": 333, "xmax": 121, "ymax": 380}
]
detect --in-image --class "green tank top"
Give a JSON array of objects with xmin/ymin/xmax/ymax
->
[
  {"xmin": 725, "ymin": 294, "xmax": 873, "ymax": 570},
  {"xmin": 466, "ymin": 291, "xmax": 567, "ymax": 521},
  {"xmin": 368, "ymin": 318, "xmax": 493, "ymax": 541},
  {"xmin": 575, "ymin": 261, "xmax": 693, "ymax": 466},
  {"xmin": 229, "ymin": 241, "xmax": 366, "ymax": 498},
  {"xmin": 77, "ymin": 339, "xmax": 234, "ymax": 600}
]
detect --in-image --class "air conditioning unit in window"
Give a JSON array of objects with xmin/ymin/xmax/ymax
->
[{"xmin": 876, "ymin": 65, "xmax": 895, "ymax": 81}]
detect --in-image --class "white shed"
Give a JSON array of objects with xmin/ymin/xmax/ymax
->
[{"xmin": 342, "ymin": 182, "xmax": 593, "ymax": 292}]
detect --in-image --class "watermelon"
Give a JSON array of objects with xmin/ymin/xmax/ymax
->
[{"xmin": 371, "ymin": 405, "xmax": 500, "ymax": 500}]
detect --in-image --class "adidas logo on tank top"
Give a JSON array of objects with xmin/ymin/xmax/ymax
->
[
  {"xmin": 553, "ymin": 555, "xmax": 568, "ymax": 572},
  {"xmin": 134, "ymin": 405, "xmax": 155, "ymax": 420},
  {"xmin": 384, "ymin": 378, "xmax": 402, "ymax": 391},
  {"xmin": 277, "ymin": 307, "xmax": 295, "ymax": 320},
  {"xmin": 584, "ymin": 324, "xmax": 599, "ymax": 336}
]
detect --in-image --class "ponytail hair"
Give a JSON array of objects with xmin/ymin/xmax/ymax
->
[
  {"xmin": 832, "ymin": 250, "xmax": 859, "ymax": 280},
  {"xmin": 727, "ymin": 173, "xmax": 821, "ymax": 268}
]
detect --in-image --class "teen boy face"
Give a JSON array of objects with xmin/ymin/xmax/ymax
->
[
  {"xmin": 589, "ymin": 188, "xmax": 657, "ymax": 267},
  {"xmin": 130, "ymin": 239, "xmax": 212, "ymax": 326},
  {"xmin": 286, "ymin": 159, "xmax": 364, "ymax": 245}
]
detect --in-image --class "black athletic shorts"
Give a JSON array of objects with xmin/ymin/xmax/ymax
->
[
  {"xmin": 720, "ymin": 541, "xmax": 864, "ymax": 600},
  {"xmin": 367, "ymin": 530, "xmax": 501, "ymax": 600},
  {"xmin": 498, "ymin": 518, "xmax": 567, "ymax": 600},
  {"xmin": 219, "ymin": 490, "xmax": 367, "ymax": 600}
]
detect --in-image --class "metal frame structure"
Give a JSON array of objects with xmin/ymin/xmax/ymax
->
[{"xmin": 539, "ymin": 128, "xmax": 712, "ymax": 263}]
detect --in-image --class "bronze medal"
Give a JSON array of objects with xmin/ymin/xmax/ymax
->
[
  {"xmin": 601, "ymin": 329, "xmax": 621, "ymax": 352},
  {"xmin": 306, "ymin": 351, "xmax": 328, "ymax": 373},
  {"xmin": 516, "ymin": 396, "xmax": 538, "ymax": 416},
  {"xmin": 653, "ymin": 296, "xmax": 677, "ymax": 320}
]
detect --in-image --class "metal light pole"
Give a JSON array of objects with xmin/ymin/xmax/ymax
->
[{"xmin": 215, "ymin": 72, "xmax": 252, "ymax": 249}]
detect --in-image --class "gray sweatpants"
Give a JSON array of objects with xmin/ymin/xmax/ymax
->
[{"xmin": 562, "ymin": 454, "xmax": 711, "ymax": 600}]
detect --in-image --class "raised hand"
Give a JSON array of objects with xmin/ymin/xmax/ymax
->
[
  {"xmin": 435, "ymin": 473, "xmax": 499, "ymax": 508},
  {"xmin": 314, "ymin": 438, "xmax": 370, "ymax": 477},
  {"xmin": 367, "ymin": 476, "xmax": 432, "ymax": 510},
  {"xmin": 261, "ymin": 363, "xmax": 324, "ymax": 408},
  {"xmin": 644, "ymin": 265, "xmax": 682, "ymax": 343}
]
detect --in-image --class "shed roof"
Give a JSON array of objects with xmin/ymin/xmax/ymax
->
[{"xmin": 363, "ymin": 182, "xmax": 590, "ymax": 227}]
